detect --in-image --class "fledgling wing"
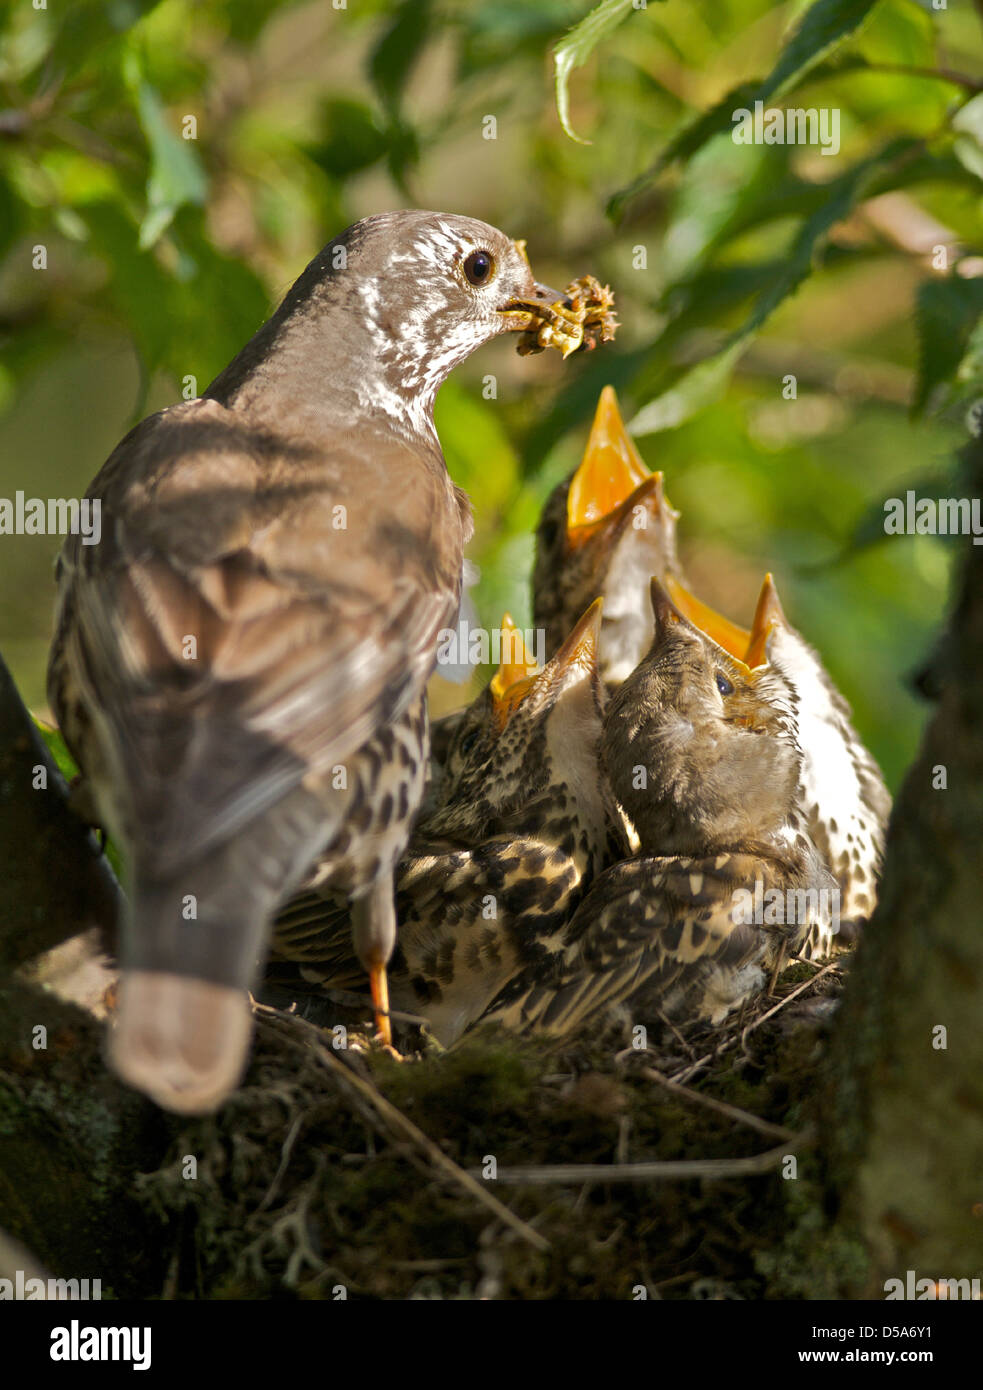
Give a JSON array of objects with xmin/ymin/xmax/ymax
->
[
  {"xmin": 267, "ymin": 832, "xmax": 589, "ymax": 1044},
  {"xmin": 479, "ymin": 849, "xmax": 813, "ymax": 1037},
  {"xmin": 50, "ymin": 396, "xmax": 469, "ymax": 878}
]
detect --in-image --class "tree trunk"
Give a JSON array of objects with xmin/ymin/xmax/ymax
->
[
  {"xmin": 0, "ymin": 655, "xmax": 120, "ymax": 970},
  {"xmin": 822, "ymin": 433, "xmax": 983, "ymax": 1290}
]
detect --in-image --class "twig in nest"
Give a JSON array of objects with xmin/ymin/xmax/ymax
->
[
  {"xmin": 472, "ymin": 1139, "xmax": 809, "ymax": 1186},
  {"xmin": 669, "ymin": 960, "xmax": 841, "ymax": 1084},
  {"xmin": 739, "ymin": 960, "xmax": 842, "ymax": 1050},
  {"xmin": 257, "ymin": 1110, "xmax": 306, "ymax": 1213},
  {"xmin": 639, "ymin": 1067, "xmax": 797, "ymax": 1142},
  {"xmin": 254, "ymin": 1004, "xmax": 550, "ymax": 1253}
]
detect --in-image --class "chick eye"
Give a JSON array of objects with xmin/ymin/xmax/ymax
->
[
  {"xmin": 458, "ymin": 728, "xmax": 479, "ymax": 757},
  {"xmin": 715, "ymin": 673, "xmax": 734, "ymax": 696},
  {"xmin": 463, "ymin": 249, "xmax": 495, "ymax": 287}
]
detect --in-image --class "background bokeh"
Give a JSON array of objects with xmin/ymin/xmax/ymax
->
[{"xmin": 1, "ymin": 0, "xmax": 981, "ymax": 788}]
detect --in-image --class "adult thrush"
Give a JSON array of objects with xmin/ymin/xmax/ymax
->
[
  {"xmin": 481, "ymin": 579, "xmax": 837, "ymax": 1037},
  {"xmin": 47, "ymin": 210, "xmax": 588, "ymax": 1112},
  {"xmin": 533, "ymin": 386, "xmax": 682, "ymax": 685},
  {"xmin": 266, "ymin": 601, "xmax": 622, "ymax": 1045},
  {"xmin": 664, "ymin": 571, "xmax": 891, "ymax": 936}
]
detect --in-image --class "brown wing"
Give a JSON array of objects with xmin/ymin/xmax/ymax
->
[
  {"xmin": 267, "ymin": 833, "xmax": 586, "ymax": 1043},
  {"xmin": 480, "ymin": 851, "xmax": 795, "ymax": 1036},
  {"xmin": 50, "ymin": 396, "xmax": 470, "ymax": 875}
]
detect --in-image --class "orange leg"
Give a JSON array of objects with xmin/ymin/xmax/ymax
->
[{"xmin": 369, "ymin": 962, "xmax": 393, "ymax": 1047}]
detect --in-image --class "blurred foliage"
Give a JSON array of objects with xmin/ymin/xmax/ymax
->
[{"xmin": 1, "ymin": 0, "xmax": 982, "ymax": 789}]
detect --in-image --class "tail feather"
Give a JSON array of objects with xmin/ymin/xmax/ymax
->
[
  {"xmin": 108, "ymin": 970, "xmax": 252, "ymax": 1115},
  {"xmin": 110, "ymin": 789, "xmax": 332, "ymax": 1112}
]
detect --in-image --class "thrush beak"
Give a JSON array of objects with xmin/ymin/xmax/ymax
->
[
  {"xmin": 490, "ymin": 612, "xmax": 542, "ymax": 728},
  {"xmin": 649, "ymin": 576, "xmax": 686, "ymax": 642},
  {"xmin": 550, "ymin": 596, "xmax": 603, "ymax": 677},
  {"xmin": 655, "ymin": 576, "xmax": 760, "ymax": 678},
  {"xmin": 491, "ymin": 599, "xmax": 602, "ymax": 728},
  {"xmin": 489, "ymin": 613, "xmax": 541, "ymax": 699},
  {"xmin": 663, "ymin": 574, "xmax": 751, "ymax": 662},
  {"xmin": 566, "ymin": 386, "xmax": 653, "ymax": 536},
  {"xmin": 744, "ymin": 572, "xmax": 789, "ymax": 668},
  {"xmin": 497, "ymin": 280, "xmax": 570, "ymax": 333}
]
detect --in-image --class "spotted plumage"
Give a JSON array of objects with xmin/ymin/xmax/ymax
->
[
  {"xmin": 47, "ymin": 210, "xmax": 578, "ymax": 1112},
  {"xmin": 666, "ymin": 572, "xmax": 891, "ymax": 938},
  {"xmin": 480, "ymin": 579, "xmax": 837, "ymax": 1037},
  {"xmin": 533, "ymin": 385, "xmax": 682, "ymax": 686},
  {"xmin": 266, "ymin": 601, "xmax": 627, "ymax": 1044}
]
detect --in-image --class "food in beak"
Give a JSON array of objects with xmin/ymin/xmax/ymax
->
[{"xmin": 501, "ymin": 275, "xmax": 617, "ymax": 358}]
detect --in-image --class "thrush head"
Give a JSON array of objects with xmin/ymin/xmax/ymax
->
[
  {"xmin": 422, "ymin": 601, "xmax": 608, "ymax": 844},
  {"xmin": 208, "ymin": 210, "xmax": 566, "ymax": 441},
  {"xmin": 664, "ymin": 569, "xmax": 890, "ymax": 932},
  {"xmin": 532, "ymin": 386, "xmax": 681, "ymax": 685},
  {"xmin": 603, "ymin": 578, "xmax": 801, "ymax": 856}
]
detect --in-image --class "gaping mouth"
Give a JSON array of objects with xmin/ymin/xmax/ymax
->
[
  {"xmin": 663, "ymin": 572, "xmax": 790, "ymax": 669},
  {"xmin": 489, "ymin": 599, "xmax": 602, "ymax": 729},
  {"xmin": 499, "ymin": 275, "xmax": 618, "ymax": 359},
  {"xmin": 564, "ymin": 384, "xmax": 676, "ymax": 552}
]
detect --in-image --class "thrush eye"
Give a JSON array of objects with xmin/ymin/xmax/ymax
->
[
  {"xmin": 458, "ymin": 728, "xmax": 480, "ymax": 757},
  {"xmin": 463, "ymin": 249, "xmax": 495, "ymax": 287},
  {"xmin": 716, "ymin": 673, "xmax": 734, "ymax": 696}
]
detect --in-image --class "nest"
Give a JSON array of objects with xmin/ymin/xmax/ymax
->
[{"xmin": 108, "ymin": 954, "xmax": 847, "ymax": 1299}]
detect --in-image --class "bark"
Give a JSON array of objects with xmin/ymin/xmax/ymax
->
[
  {"xmin": 0, "ymin": 653, "xmax": 120, "ymax": 970},
  {"xmin": 822, "ymin": 433, "xmax": 983, "ymax": 1289}
]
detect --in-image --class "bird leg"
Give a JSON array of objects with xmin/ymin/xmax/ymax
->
[{"xmin": 352, "ymin": 879, "xmax": 397, "ymax": 1048}]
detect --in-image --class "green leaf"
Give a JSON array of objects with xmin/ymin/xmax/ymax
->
[
  {"xmin": 81, "ymin": 202, "xmax": 269, "ymax": 385},
  {"xmin": 224, "ymin": 0, "xmax": 307, "ymax": 44},
  {"xmin": 47, "ymin": 0, "xmax": 164, "ymax": 72},
  {"xmin": 608, "ymin": 0, "xmax": 880, "ymax": 217},
  {"xmin": 913, "ymin": 276, "xmax": 983, "ymax": 417},
  {"xmin": 765, "ymin": 0, "xmax": 879, "ymax": 99},
  {"xmin": 631, "ymin": 139, "xmax": 917, "ymax": 435},
  {"xmin": 123, "ymin": 51, "xmax": 207, "ymax": 250},
  {"xmin": 952, "ymin": 93, "xmax": 983, "ymax": 182},
  {"xmin": 369, "ymin": 0, "xmax": 433, "ymax": 114},
  {"xmin": 33, "ymin": 717, "xmax": 79, "ymax": 782},
  {"xmin": 137, "ymin": 91, "xmax": 208, "ymax": 250},
  {"xmin": 553, "ymin": 0, "xmax": 644, "ymax": 145},
  {"xmin": 738, "ymin": 139, "xmax": 912, "ymax": 338},
  {"xmin": 458, "ymin": 1, "xmax": 582, "ymax": 79},
  {"xmin": 307, "ymin": 99, "xmax": 389, "ymax": 179},
  {"xmin": 630, "ymin": 337, "xmax": 747, "ymax": 435}
]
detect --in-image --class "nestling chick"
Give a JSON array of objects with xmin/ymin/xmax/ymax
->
[
  {"xmin": 665, "ymin": 571, "xmax": 890, "ymax": 937},
  {"xmin": 481, "ymin": 579, "xmax": 837, "ymax": 1036},
  {"xmin": 267, "ymin": 601, "xmax": 626, "ymax": 1044},
  {"xmin": 533, "ymin": 386, "xmax": 682, "ymax": 686}
]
